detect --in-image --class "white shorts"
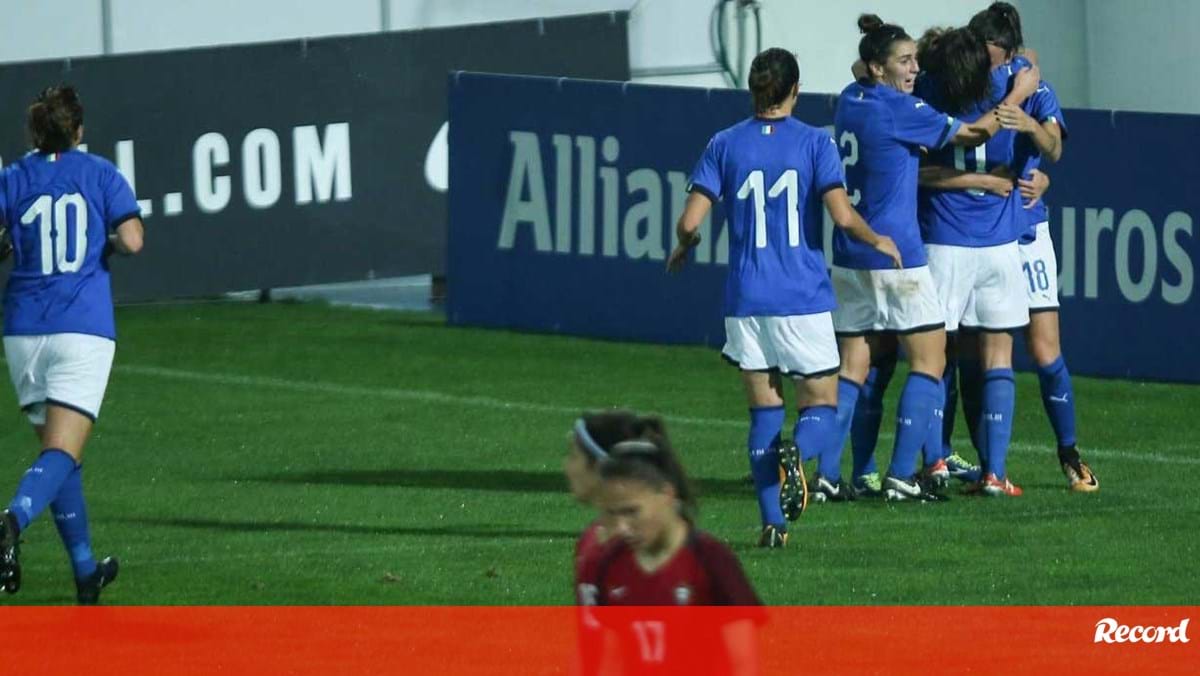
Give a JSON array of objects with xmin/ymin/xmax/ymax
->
[
  {"xmin": 722, "ymin": 313, "xmax": 840, "ymax": 378},
  {"xmin": 926, "ymin": 241, "xmax": 1030, "ymax": 332},
  {"xmin": 4, "ymin": 333, "xmax": 116, "ymax": 425},
  {"xmin": 830, "ymin": 265, "xmax": 944, "ymax": 335},
  {"xmin": 1018, "ymin": 222, "xmax": 1060, "ymax": 311}
]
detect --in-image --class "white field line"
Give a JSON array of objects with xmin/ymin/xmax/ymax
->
[{"xmin": 115, "ymin": 364, "xmax": 1200, "ymax": 467}]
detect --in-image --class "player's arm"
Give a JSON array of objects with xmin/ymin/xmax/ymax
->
[
  {"xmin": 823, "ymin": 188, "xmax": 902, "ymax": 269},
  {"xmin": 667, "ymin": 191, "xmax": 713, "ymax": 273},
  {"xmin": 108, "ymin": 216, "xmax": 144, "ymax": 255},
  {"xmin": 918, "ymin": 165, "xmax": 1014, "ymax": 197},
  {"xmin": 997, "ymin": 107, "xmax": 1063, "ymax": 162},
  {"xmin": 952, "ymin": 64, "xmax": 1042, "ymax": 146}
]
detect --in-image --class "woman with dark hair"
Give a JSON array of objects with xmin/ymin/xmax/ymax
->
[
  {"xmin": 830, "ymin": 15, "xmax": 1038, "ymax": 502},
  {"xmin": 576, "ymin": 423, "xmax": 763, "ymax": 673},
  {"xmin": 667, "ymin": 47, "xmax": 899, "ymax": 546},
  {"xmin": 0, "ymin": 85, "xmax": 143, "ymax": 603}
]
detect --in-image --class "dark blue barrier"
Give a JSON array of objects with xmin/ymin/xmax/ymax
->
[{"xmin": 447, "ymin": 72, "xmax": 1199, "ymax": 383}]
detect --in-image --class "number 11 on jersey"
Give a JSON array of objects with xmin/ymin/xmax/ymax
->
[{"xmin": 736, "ymin": 169, "xmax": 800, "ymax": 249}]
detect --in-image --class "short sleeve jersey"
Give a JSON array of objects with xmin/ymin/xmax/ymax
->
[
  {"xmin": 688, "ymin": 116, "xmax": 844, "ymax": 317},
  {"xmin": 833, "ymin": 79, "xmax": 962, "ymax": 269},
  {"xmin": 0, "ymin": 149, "xmax": 140, "ymax": 339},
  {"xmin": 917, "ymin": 62, "xmax": 1025, "ymax": 247}
]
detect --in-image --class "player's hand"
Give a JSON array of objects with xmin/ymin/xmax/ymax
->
[
  {"xmin": 1018, "ymin": 168, "xmax": 1050, "ymax": 208},
  {"xmin": 873, "ymin": 236, "xmax": 902, "ymax": 269},
  {"xmin": 1011, "ymin": 64, "xmax": 1041, "ymax": 100},
  {"xmin": 997, "ymin": 103, "xmax": 1036, "ymax": 133},
  {"xmin": 666, "ymin": 239, "xmax": 696, "ymax": 273}
]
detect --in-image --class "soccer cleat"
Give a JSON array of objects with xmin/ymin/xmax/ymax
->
[
  {"xmin": 852, "ymin": 472, "xmax": 883, "ymax": 498},
  {"xmin": 945, "ymin": 453, "xmax": 982, "ymax": 483},
  {"xmin": 757, "ymin": 524, "xmax": 788, "ymax": 549},
  {"xmin": 921, "ymin": 458, "xmax": 950, "ymax": 489},
  {"xmin": 777, "ymin": 442, "xmax": 808, "ymax": 521},
  {"xmin": 810, "ymin": 475, "xmax": 855, "ymax": 503},
  {"xmin": 980, "ymin": 473, "xmax": 1023, "ymax": 497},
  {"xmin": 0, "ymin": 510, "xmax": 20, "ymax": 594},
  {"xmin": 883, "ymin": 475, "xmax": 948, "ymax": 502},
  {"xmin": 76, "ymin": 556, "xmax": 119, "ymax": 605},
  {"xmin": 1061, "ymin": 458, "xmax": 1099, "ymax": 493}
]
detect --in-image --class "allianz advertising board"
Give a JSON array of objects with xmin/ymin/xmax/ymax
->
[{"xmin": 448, "ymin": 72, "xmax": 1198, "ymax": 382}]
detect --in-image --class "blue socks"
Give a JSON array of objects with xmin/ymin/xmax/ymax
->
[
  {"xmin": 795, "ymin": 405, "xmax": 840, "ymax": 481},
  {"xmin": 886, "ymin": 373, "xmax": 942, "ymax": 480},
  {"xmin": 748, "ymin": 406, "xmax": 786, "ymax": 526},
  {"xmin": 833, "ymin": 377, "xmax": 862, "ymax": 471},
  {"xmin": 8, "ymin": 448, "xmax": 76, "ymax": 531},
  {"xmin": 922, "ymin": 379, "xmax": 947, "ymax": 467},
  {"xmin": 939, "ymin": 357, "xmax": 959, "ymax": 457},
  {"xmin": 51, "ymin": 464, "xmax": 97, "ymax": 580},
  {"xmin": 851, "ymin": 358, "xmax": 895, "ymax": 477},
  {"xmin": 981, "ymin": 368, "xmax": 1017, "ymax": 479},
  {"xmin": 1037, "ymin": 356, "xmax": 1077, "ymax": 449}
]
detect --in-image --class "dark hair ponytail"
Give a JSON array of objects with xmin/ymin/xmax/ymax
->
[
  {"xmin": 968, "ymin": 4, "xmax": 1022, "ymax": 57},
  {"xmin": 747, "ymin": 48, "xmax": 799, "ymax": 114},
  {"xmin": 857, "ymin": 13, "xmax": 912, "ymax": 67},
  {"xmin": 594, "ymin": 418, "xmax": 697, "ymax": 522},
  {"xmin": 28, "ymin": 85, "xmax": 83, "ymax": 153}
]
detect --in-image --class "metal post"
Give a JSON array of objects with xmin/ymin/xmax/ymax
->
[{"xmin": 100, "ymin": 0, "xmax": 113, "ymax": 54}]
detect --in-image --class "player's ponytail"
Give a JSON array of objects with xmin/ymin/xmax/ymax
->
[
  {"xmin": 968, "ymin": 5, "xmax": 1021, "ymax": 58},
  {"xmin": 28, "ymin": 85, "xmax": 84, "ymax": 154},
  {"xmin": 857, "ymin": 14, "xmax": 911, "ymax": 69},
  {"xmin": 747, "ymin": 48, "xmax": 799, "ymax": 114}
]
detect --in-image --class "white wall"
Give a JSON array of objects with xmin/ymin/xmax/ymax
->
[{"xmin": 0, "ymin": 0, "xmax": 1195, "ymax": 114}]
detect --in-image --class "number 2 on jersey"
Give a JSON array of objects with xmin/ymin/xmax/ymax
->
[
  {"xmin": 20, "ymin": 193, "xmax": 88, "ymax": 275},
  {"xmin": 736, "ymin": 169, "xmax": 799, "ymax": 249},
  {"xmin": 838, "ymin": 131, "xmax": 861, "ymax": 206}
]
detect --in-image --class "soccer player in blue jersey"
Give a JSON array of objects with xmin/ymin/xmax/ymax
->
[
  {"xmin": 668, "ymin": 48, "xmax": 900, "ymax": 547},
  {"xmin": 0, "ymin": 86, "xmax": 144, "ymax": 603},
  {"xmin": 915, "ymin": 25, "xmax": 1042, "ymax": 497},
  {"xmin": 831, "ymin": 14, "xmax": 1038, "ymax": 502},
  {"xmin": 985, "ymin": 3, "xmax": 1098, "ymax": 493}
]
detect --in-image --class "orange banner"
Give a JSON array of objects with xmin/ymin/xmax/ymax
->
[{"xmin": 1, "ymin": 606, "xmax": 1195, "ymax": 675}]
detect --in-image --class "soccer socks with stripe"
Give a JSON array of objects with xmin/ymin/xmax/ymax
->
[
  {"xmin": 747, "ymin": 406, "xmax": 786, "ymax": 526},
  {"xmin": 1037, "ymin": 356, "xmax": 1078, "ymax": 449},
  {"xmin": 8, "ymin": 448, "xmax": 76, "ymax": 531},
  {"xmin": 51, "ymin": 464, "xmax": 98, "ymax": 580},
  {"xmin": 886, "ymin": 373, "xmax": 941, "ymax": 480},
  {"xmin": 981, "ymin": 369, "xmax": 1017, "ymax": 479},
  {"xmin": 851, "ymin": 358, "xmax": 895, "ymax": 478},
  {"xmin": 796, "ymin": 405, "xmax": 840, "ymax": 481}
]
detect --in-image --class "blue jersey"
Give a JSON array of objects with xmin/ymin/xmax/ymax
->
[
  {"xmin": 1013, "ymin": 79, "xmax": 1068, "ymax": 241},
  {"xmin": 688, "ymin": 116, "xmax": 843, "ymax": 317},
  {"xmin": 918, "ymin": 64, "xmax": 1022, "ymax": 248},
  {"xmin": 833, "ymin": 80, "xmax": 961, "ymax": 269},
  {"xmin": 0, "ymin": 150, "xmax": 140, "ymax": 339}
]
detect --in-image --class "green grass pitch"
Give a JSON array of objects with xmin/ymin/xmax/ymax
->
[{"xmin": 1, "ymin": 301, "xmax": 1196, "ymax": 605}]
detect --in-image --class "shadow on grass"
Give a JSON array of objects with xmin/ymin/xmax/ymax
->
[
  {"xmin": 242, "ymin": 468, "xmax": 751, "ymax": 499},
  {"xmin": 113, "ymin": 516, "xmax": 576, "ymax": 540}
]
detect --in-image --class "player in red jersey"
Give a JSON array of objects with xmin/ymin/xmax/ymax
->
[{"xmin": 576, "ymin": 425, "xmax": 764, "ymax": 674}]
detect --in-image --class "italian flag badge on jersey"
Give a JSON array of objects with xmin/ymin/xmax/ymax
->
[{"xmin": 761, "ymin": 125, "xmax": 774, "ymax": 135}]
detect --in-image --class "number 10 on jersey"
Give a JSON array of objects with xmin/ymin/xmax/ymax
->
[
  {"xmin": 736, "ymin": 169, "xmax": 800, "ymax": 249},
  {"xmin": 21, "ymin": 193, "xmax": 88, "ymax": 275}
]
